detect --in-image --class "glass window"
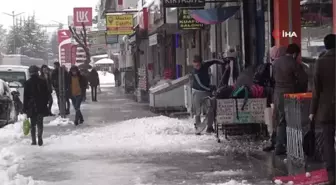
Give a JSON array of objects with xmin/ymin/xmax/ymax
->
[{"xmin": 301, "ymin": 0, "xmax": 333, "ymax": 58}]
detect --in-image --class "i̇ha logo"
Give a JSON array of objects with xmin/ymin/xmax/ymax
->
[{"xmin": 272, "ymin": 29, "xmax": 297, "ymax": 39}]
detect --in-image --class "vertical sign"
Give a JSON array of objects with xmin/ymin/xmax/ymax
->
[
  {"xmin": 73, "ymin": 7, "xmax": 93, "ymax": 27},
  {"xmin": 58, "ymin": 30, "xmax": 75, "ymax": 65}
]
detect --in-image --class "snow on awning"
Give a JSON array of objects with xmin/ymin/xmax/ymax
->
[{"xmin": 95, "ymin": 58, "xmax": 114, "ymax": 65}]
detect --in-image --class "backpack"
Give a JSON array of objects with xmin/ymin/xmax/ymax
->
[{"xmin": 253, "ymin": 63, "xmax": 274, "ymax": 87}]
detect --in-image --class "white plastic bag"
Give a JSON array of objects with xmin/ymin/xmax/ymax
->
[{"xmin": 264, "ymin": 105, "xmax": 274, "ymax": 136}]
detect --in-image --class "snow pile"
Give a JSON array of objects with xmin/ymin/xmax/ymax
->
[
  {"xmin": 48, "ymin": 116, "xmax": 74, "ymax": 126},
  {"xmin": 0, "ymin": 114, "xmax": 27, "ymax": 141},
  {"xmin": 44, "ymin": 116, "xmax": 216, "ymax": 152},
  {"xmin": 98, "ymin": 71, "xmax": 115, "ymax": 86},
  {"xmin": 208, "ymin": 180, "xmax": 251, "ymax": 185},
  {"xmin": 203, "ymin": 170, "xmax": 245, "ymax": 176},
  {"xmin": 0, "ymin": 148, "xmax": 41, "ymax": 185}
]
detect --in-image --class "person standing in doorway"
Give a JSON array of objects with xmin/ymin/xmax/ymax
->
[
  {"xmin": 69, "ymin": 66, "xmax": 86, "ymax": 125},
  {"xmin": 23, "ymin": 65, "xmax": 49, "ymax": 146},
  {"xmin": 89, "ymin": 68, "xmax": 100, "ymax": 102},
  {"xmin": 309, "ymin": 34, "xmax": 336, "ymax": 185},
  {"xmin": 40, "ymin": 65, "xmax": 54, "ymax": 116}
]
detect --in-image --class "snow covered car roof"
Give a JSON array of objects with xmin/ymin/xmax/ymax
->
[{"xmin": 0, "ymin": 65, "xmax": 29, "ymax": 72}]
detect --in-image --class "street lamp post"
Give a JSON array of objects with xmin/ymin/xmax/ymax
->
[{"xmin": 3, "ymin": 11, "xmax": 24, "ymax": 54}]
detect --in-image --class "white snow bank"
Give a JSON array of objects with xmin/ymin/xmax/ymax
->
[
  {"xmin": 43, "ymin": 116, "xmax": 216, "ymax": 152},
  {"xmin": 0, "ymin": 147, "xmax": 41, "ymax": 185},
  {"xmin": 98, "ymin": 71, "xmax": 115, "ymax": 86},
  {"xmin": 0, "ymin": 114, "xmax": 27, "ymax": 141},
  {"xmin": 202, "ymin": 170, "xmax": 245, "ymax": 176},
  {"xmin": 47, "ymin": 117, "xmax": 74, "ymax": 126},
  {"xmin": 208, "ymin": 180, "xmax": 250, "ymax": 185}
]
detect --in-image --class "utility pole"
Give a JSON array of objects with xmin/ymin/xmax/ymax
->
[{"xmin": 3, "ymin": 11, "xmax": 24, "ymax": 54}]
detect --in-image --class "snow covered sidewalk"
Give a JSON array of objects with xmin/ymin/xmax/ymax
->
[
  {"xmin": 0, "ymin": 87, "xmax": 275, "ymax": 185},
  {"xmin": 0, "ymin": 115, "xmax": 272, "ymax": 185}
]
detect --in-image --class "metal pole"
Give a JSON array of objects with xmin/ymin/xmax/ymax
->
[{"xmin": 58, "ymin": 67, "xmax": 66, "ymax": 118}]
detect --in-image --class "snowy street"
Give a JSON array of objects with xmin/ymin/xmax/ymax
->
[{"xmin": 0, "ymin": 87, "xmax": 284, "ymax": 185}]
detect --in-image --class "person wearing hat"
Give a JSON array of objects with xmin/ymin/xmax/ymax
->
[
  {"xmin": 69, "ymin": 66, "xmax": 86, "ymax": 125},
  {"xmin": 191, "ymin": 55, "xmax": 226, "ymax": 134},
  {"xmin": 23, "ymin": 65, "xmax": 49, "ymax": 146}
]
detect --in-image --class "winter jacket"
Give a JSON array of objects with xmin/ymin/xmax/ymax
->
[
  {"xmin": 68, "ymin": 74, "xmax": 87, "ymax": 97},
  {"xmin": 89, "ymin": 69, "xmax": 100, "ymax": 87},
  {"xmin": 310, "ymin": 49, "xmax": 335, "ymax": 122},
  {"xmin": 192, "ymin": 59, "xmax": 224, "ymax": 91},
  {"xmin": 51, "ymin": 68, "xmax": 70, "ymax": 92},
  {"xmin": 23, "ymin": 75, "xmax": 49, "ymax": 118},
  {"xmin": 273, "ymin": 55, "xmax": 308, "ymax": 92},
  {"xmin": 40, "ymin": 73, "xmax": 53, "ymax": 94}
]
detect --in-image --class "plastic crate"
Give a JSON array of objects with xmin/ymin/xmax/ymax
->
[{"xmin": 284, "ymin": 93, "xmax": 323, "ymax": 164}]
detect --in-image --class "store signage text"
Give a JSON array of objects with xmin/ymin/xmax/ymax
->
[
  {"xmin": 106, "ymin": 14, "xmax": 134, "ymax": 35},
  {"xmin": 163, "ymin": 0, "xmax": 205, "ymax": 7},
  {"xmin": 178, "ymin": 8, "xmax": 204, "ymax": 30}
]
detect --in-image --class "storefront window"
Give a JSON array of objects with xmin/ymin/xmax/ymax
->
[{"xmin": 301, "ymin": 0, "xmax": 333, "ymax": 58}]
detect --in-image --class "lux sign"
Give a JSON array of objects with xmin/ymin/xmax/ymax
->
[
  {"xmin": 73, "ymin": 7, "xmax": 93, "ymax": 27},
  {"xmin": 163, "ymin": 0, "xmax": 205, "ymax": 7}
]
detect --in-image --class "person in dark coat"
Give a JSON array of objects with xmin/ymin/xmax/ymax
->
[
  {"xmin": 40, "ymin": 65, "xmax": 54, "ymax": 116},
  {"xmin": 69, "ymin": 66, "xmax": 86, "ymax": 125},
  {"xmin": 309, "ymin": 34, "xmax": 336, "ymax": 185},
  {"xmin": 272, "ymin": 44, "xmax": 308, "ymax": 155},
  {"xmin": 89, "ymin": 68, "xmax": 100, "ymax": 102},
  {"xmin": 51, "ymin": 62, "xmax": 70, "ymax": 115},
  {"xmin": 23, "ymin": 65, "xmax": 49, "ymax": 146}
]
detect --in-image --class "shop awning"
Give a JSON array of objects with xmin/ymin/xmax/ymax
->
[{"xmin": 190, "ymin": 6, "xmax": 240, "ymax": 25}]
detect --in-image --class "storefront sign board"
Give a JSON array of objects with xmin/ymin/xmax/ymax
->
[
  {"xmin": 106, "ymin": 14, "xmax": 134, "ymax": 35},
  {"xmin": 177, "ymin": 8, "xmax": 204, "ymax": 30},
  {"xmin": 163, "ymin": 0, "xmax": 205, "ymax": 8}
]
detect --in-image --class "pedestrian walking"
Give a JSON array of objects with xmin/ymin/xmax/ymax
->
[
  {"xmin": 272, "ymin": 44, "xmax": 308, "ymax": 155},
  {"xmin": 69, "ymin": 66, "xmax": 86, "ymax": 125},
  {"xmin": 40, "ymin": 65, "xmax": 54, "ymax": 116},
  {"xmin": 51, "ymin": 62, "xmax": 70, "ymax": 115},
  {"xmin": 309, "ymin": 34, "xmax": 335, "ymax": 185},
  {"xmin": 89, "ymin": 68, "xmax": 100, "ymax": 102},
  {"xmin": 23, "ymin": 65, "xmax": 49, "ymax": 146}
]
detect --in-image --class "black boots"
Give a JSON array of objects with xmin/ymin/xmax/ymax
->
[{"xmin": 206, "ymin": 126, "xmax": 215, "ymax": 133}]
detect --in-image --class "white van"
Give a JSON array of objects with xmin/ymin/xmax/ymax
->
[{"xmin": 0, "ymin": 65, "xmax": 30, "ymax": 102}]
